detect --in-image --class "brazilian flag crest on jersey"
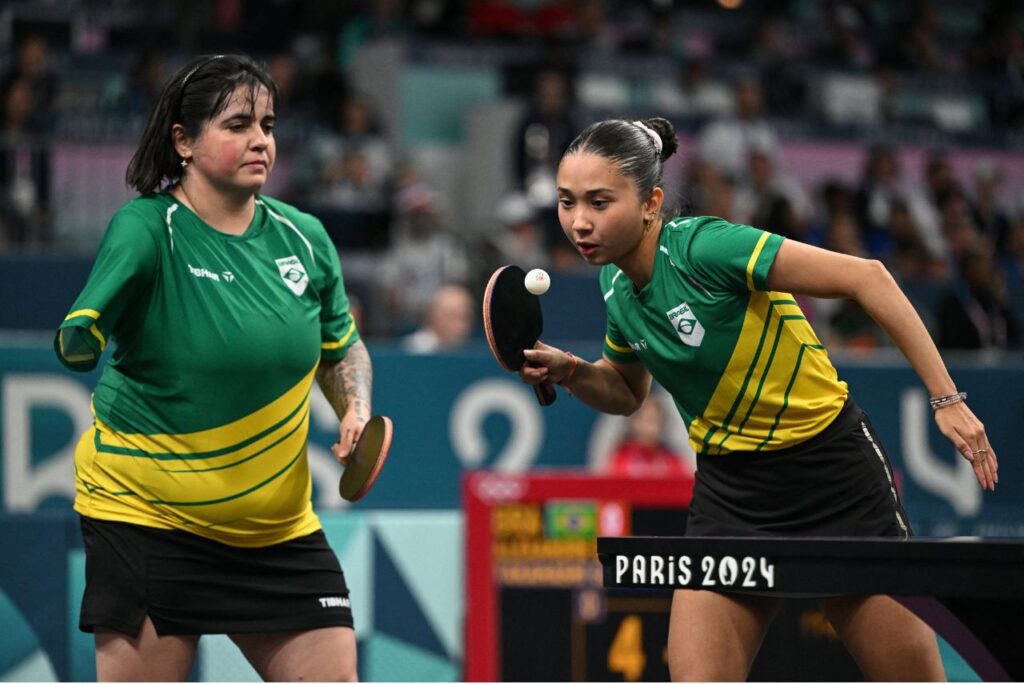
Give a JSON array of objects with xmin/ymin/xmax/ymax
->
[{"xmin": 276, "ymin": 255, "xmax": 309, "ymax": 296}]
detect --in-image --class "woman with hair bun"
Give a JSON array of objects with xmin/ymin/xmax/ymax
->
[{"xmin": 519, "ymin": 116, "xmax": 997, "ymax": 681}]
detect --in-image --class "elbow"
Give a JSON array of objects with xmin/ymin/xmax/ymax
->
[
  {"xmin": 854, "ymin": 258, "xmax": 896, "ymax": 298},
  {"xmin": 618, "ymin": 395, "xmax": 646, "ymax": 417},
  {"xmin": 871, "ymin": 258, "xmax": 893, "ymax": 277},
  {"xmin": 315, "ymin": 357, "xmax": 339, "ymax": 379},
  {"xmin": 866, "ymin": 258, "xmax": 893, "ymax": 280}
]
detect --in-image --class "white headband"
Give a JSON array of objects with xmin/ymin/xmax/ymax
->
[
  {"xmin": 182, "ymin": 54, "xmax": 226, "ymax": 89},
  {"xmin": 632, "ymin": 120, "xmax": 663, "ymax": 155}
]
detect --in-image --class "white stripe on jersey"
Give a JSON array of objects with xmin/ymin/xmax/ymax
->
[
  {"xmin": 660, "ymin": 244, "xmax": 712, "ymax": 297},
  {"xmin": 604, "ymin": 270, "xmax": 624, "ymax": 301},
  {"xmin": 166, "ymin": 204, "xmax": 178, "ymax": 252},
  {"xmin": 258, "ymin": 199, "xmax": 314, "ymax": 262}
]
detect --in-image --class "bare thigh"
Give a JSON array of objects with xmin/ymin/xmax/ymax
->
[
  {"xmin": 230, "ymin": 626, "xmax": 357, "ymax": 682},
  {"xmin": 95, "ymin": 617, "xmax": 199, "ymax": 682},
  {"xmin": 667, "ymin": 590, "xmax": 779, "ymax": 682},
  {"xmin": 819, "ymin": 594, "xmax": 945, "ymax": 682}
]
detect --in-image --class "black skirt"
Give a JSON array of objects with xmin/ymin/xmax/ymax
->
[
  {"xmin": 686, "ymin": 399, "xmax": 912, "ymax": 539},
  {"xmin": 79, "ymin": 517, "xmax": 354, "ymax": 636}
]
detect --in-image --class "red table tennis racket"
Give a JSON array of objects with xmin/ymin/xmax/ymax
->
[{"xmin": 339, "ymin": 415, "xmax": 393, "ymax": 502}]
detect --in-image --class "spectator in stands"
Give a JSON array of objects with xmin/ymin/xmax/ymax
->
[
  {"xmin": 265, "ymin": 51, "xmax": 298, "ymax": 113},
  {"xmin": 291, "ymin": 94, "xmax": 393, "ymax": 203},
  {"xmin": 401, "ymin": 283, "xmax": 475, "ymax": 354},
  {"xmin": 969, "ymin": 7, "xmax": 1024, "ymax": 126},
  {"xmin": 682, "ymin": 158, "xmax": 733, "ymax": 223},
  {"xmin": 336, "ymin": 0, "xmax": 410, "ymax": 70},
  {"xmin": 818, "ymin": 212, "xmax": 885, "ymax": 349},
  {"xmin": 380, "ymin": 179, "xmax": 470, "ymax": 334},
  {"xmin": 480, "ymin": 191, "xmax": 549, "ymax": 278},
  {"xmin": 938, "ymin": 243, "xmax": 1019, "ymax": 350},
  {"xmin": 695, "ymin": 74, "xmax": 779, "ymax": 183},
  {"xmin": 894, "ymin": 1, "xmax": 952, "ymax": 73},
  {"xmin": 938, "ymin": 186, "xmax": 983, "ymax": 267},
  {"xmin": 0, "ymin": 76, "xmax": 51, "ymax": 246},
  {"xmin": 564, "ymin": 0, "xmax": 621, "ymax": 55},
  {"xmin": 854, "ymin": 144, "xmax": 904, "ymax": 256},
  {"xmin": 287, "ymin": 93, "xmax": 394, "ymax": 246},
  {"xmin": 748, "ymin": 17, "xmax": 807, "ymax": 117},
  {"xmin": 102, "ymin": 50, "xmax": 167, "ymax": 116},
  {"xmin": 998, "ymin": 214, "xmax": 1024, "ymax": 328},
  {"xmin": 0, "ymin": 35, "xmax": 58, "ymax": 132},
  {"xmin": 512, "ymin": 66, "xmax": 581, "ymax": 245},
  {"xmin": 735, "ymin": 138, "xmax": 812, "ymax": 242},
  {"xmin": 814, "ymin": 1, "xmax": 875, "ymax": 71},
  {"xmin": 970, "ymin": 159, "xmax": 1013, "ymax": 255},
  {"xmin": 651, "ymin": 57, "xmax": 733, "ymax": 120},
  {"xmin": 513, "ymin": 67, "xmax": 578, "ymax": 197},
  {"xmin": 907, "ymin": 149, "xmax": 958, "ymax": 262},
  {"xmin": 885, "ymin": 198, "xmax": 947, "ymax": 281},
  {"xmin": 606, "ymin": 395, "xmax": 692, "ymax": 479}
]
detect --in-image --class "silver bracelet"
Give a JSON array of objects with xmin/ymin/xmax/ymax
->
[{"xmin": 929, "ymin": 391, "xmax": 967, "ymax": 410}]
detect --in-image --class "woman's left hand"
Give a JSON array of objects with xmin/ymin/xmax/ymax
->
[
  {"xmin": 332, "ymin": 410, "xmax": 368, "ymax": 467},
  {"xmin": 933, "ymin": 402, "xmax": 998, "ymax": 491}
]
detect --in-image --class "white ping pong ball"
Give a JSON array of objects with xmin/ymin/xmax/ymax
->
[{"xmin": 525, "ymin": 268, "xmax": 550, "ymax": 295}]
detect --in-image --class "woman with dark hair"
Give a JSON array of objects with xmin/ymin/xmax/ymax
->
[
  {"xmin": 518, "ymin": 116, "xmax": 999, "ymax": 681},
  {"xmin": 55, "ymin": 54, "xmax": 369, "ymax": 681}
]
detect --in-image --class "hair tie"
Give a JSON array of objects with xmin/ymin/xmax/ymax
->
[{"xmin": 632, "ymin": 120, "xmax": 663, "ymax": 155}]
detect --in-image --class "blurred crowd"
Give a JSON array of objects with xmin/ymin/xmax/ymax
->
[{"xmin": 1, "ymin": 0, "xmax": 1023, "ymax": 353}]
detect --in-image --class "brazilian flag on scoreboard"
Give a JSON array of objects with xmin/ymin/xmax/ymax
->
[{"xmin": 545, "ymin": 501, "xmax": 597, "ymax": 540}]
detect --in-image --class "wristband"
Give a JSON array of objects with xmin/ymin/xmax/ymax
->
[
  {"xmin": 929, "ymin": 391, "xmax": 966, "ymax": 410},
  {"xmin": 559, "ymin": 351, "xmax": 578, "ymax": 387}
]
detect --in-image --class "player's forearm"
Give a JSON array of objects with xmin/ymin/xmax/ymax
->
[
  {"xmin": 565, "ymin": 358, "xmax": 649, "ymax": 416},
  {"xmin": 316, "ymin": 339, "xmax": 373, "ymax": 421},
  {"xmin": 855, "ymin": 262, "xmax": 958, "ymax": 396}
]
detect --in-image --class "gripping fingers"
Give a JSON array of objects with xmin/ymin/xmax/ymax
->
[{"xmin": 518, "ymin": 363, "xmax": 549, "ymax": 385}]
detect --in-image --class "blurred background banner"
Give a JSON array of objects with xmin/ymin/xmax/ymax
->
[{"xmin": 3, "ymin": 338, "xmax": 1023, "ymax": 531}]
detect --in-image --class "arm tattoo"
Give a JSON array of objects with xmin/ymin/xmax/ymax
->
[{"xmin": 316, "ymin": 339, "xmax": 372, "ymax": 421}]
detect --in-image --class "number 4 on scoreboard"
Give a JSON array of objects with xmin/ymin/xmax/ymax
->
[{"xmin": 608, "ymin": 615, "xmax": 646, "ymax": 682}]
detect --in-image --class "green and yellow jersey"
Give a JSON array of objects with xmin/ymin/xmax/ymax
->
[
  {"xmin": 55, "ymin": 192, "xmax": 359, "ymax": 547},
  {"xmin": 601, "ymin": 216, "xmax": 848, "ymax": 456}
]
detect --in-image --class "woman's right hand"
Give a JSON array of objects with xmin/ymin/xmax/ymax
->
[
  {"xmin": 933, "ymin": 401, "xmax": 998, "ymax": 491},
  {"xmin": 522, "ymin": 342, "xmax": 575, "ymax": 386}
]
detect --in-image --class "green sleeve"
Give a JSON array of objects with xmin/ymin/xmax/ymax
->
[
  {"xmin": 54, "ymin": 208, "xmax": 159, "ymax": 371},
  {"xmin": 602, "ymin": 313, "xmax": 638, "ymax": 364},
  {"xmin": 318, "ymin": 244, "xmax": 360, "ymax": 361},
  {"xmin": 686, "ymin": 219, "xmax": 784, "ymax": 292},
  {"xmin": 598, "ymin": 268, "xmax": 639, "ymax": 363}
]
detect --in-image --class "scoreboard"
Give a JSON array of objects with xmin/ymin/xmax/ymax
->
[
  {"xmin": 462, "ymin": 471, "xmax": 863, "ymax": 682},
  {"xmin": 463, "ymin": 471, "xmax": 693, "ymax": 681}
]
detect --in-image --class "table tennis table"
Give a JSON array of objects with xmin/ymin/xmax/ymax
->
[{"xmin": 598, "ymin": 536, "xmax": 1024, "ymax": 681}]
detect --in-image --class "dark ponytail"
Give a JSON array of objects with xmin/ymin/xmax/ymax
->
[
  {"xmin": 125, "ymin": 54, "xmax": 278, "ymax": 194},
  {"xmin": 562, "ymin": 117, "xmax": 679, "ymax": 201}
]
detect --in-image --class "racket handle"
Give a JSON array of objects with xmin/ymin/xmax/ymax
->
[{"xmin": 534, "ymin": 379, "xmax": 556, "ymax": 406}]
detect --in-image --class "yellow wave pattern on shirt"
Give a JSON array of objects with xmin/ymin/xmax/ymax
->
[
  {"xmin": 691, "ymin": 291, "xmax": 847, "ymax": 455},
  {"xmin": 93, "ymin": 365, "xmax": 316, "ymax": 456},
  {"xmin": 73, "ymin": 364, "xmax": 323, "ymax": 547}
]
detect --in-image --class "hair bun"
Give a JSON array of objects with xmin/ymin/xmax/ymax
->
[{"xmin": 641, "ymin": 117, "xmax": 679, "ymax": 162}]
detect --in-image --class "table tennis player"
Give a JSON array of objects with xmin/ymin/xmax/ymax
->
[
  {"xmin": 53, "ymin": 54, "xmax": 370, "ymax": 681},
  {"xmin": 517, "ymin": 115, "xmax": 999, "ymax": 681}
]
